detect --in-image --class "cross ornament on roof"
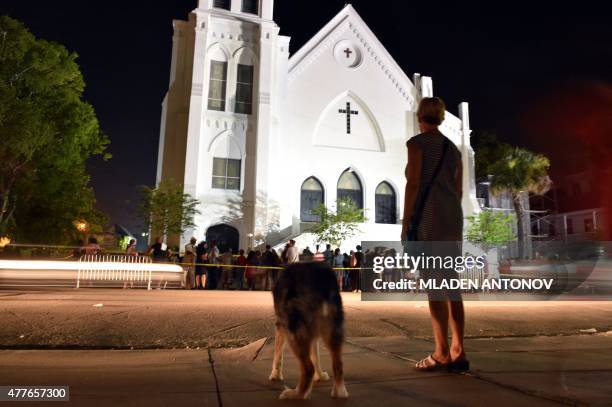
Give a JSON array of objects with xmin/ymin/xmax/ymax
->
[{"xmin": 338, "ymin": 102, "xmax": 358, "ymax": 134}]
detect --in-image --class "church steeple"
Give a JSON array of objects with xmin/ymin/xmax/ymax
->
[{"xmin": 198, "ymin": 0, "xmax": 274, "ymax": 20}]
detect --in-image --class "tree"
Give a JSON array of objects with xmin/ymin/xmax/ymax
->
[
  {"xmin": 472, "ymin": 131, "xmax": 507, "ymax": 179},
  {"xmin": 466, "ymin": 210, "xmax": 516, "ymax": 248},
  {"xmin": 0, "ymin": 16, "xmax": 109, "ymax": 243},
  {"xmin": 309, "ymin": 197, "xmax": 366, "ymax": 247},
  {"xmin": 487, "ymin": 146, "xmax": 551, "ymax": 257},
  {"xmin": 138, "ymin": 181, "xmax": 200, "ymax": 242}
]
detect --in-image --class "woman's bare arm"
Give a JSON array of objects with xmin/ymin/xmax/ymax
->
[{"xmin": 401, "ymin": 143, "xmax": 423, "ymax": 240}]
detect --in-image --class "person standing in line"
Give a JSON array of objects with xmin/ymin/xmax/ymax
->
[
  {"xmin": 313, "ymin": 244, "xmax": 324, "ymax": 262},
  {"xmin": 126, "ymin": 239, "xmax": 138, "ymax": 256},
  {"xmin": 195, "ymin": 241, "xmax": 208, "ymax": 290},
  {"xmin": 245, "ymin": 250, "xmax": 259, "ymax": 290},
  {"xmin": 280, "ymin": 243, "xmax": 290, "ymax": 264},
  {"xmin": 302, "ymin": 246, "xmax": 313, "ymax": 258},
  {"xmin": 333, "ymin": 248, "xmax": 345, "ymax": 289},
  {"xmin": 207, "ymin": 240, "xmax": 220, "ymax": 290},
  {"xmin": 147, "ymin": 237, "xmax": 167, "ymax": 263},
  {"xmin": 123, "ymin": 239, "xmax": 138, "ymax": 290},
  {"xmin": 342, "ymin": 251, "xmax": 351, "ymax": 291},
  {"xmin": 349, "ymin": 245, "xmax": 363, "ymax": 292},
  {"xmin": 85, "ymin": 237, "xmax": 101, "ymax": 256},
  {"xmin": 286, "ymin": 240, "xmax": 300, "ymax": 264},
  {"xmin": 234, "ymin": 249, "xmax": 247, "ymax": 290},
  {"xmin": 219, "ymin": 248, "xmax": 234, "ymax": 289},
  {"xmin": 323, "ymin": 244, "xmax": 334, "ymax": 265},
  {"xmin": 402, "ymin": 97, "xmax": 467, "ymax": 372},
  {"xmin": 262, "ymin": 244, "xmax": 280, "ymax": 290},
  {"xmin": 183, "ymin": 237, "xmax": 197, "ymax": 289}
]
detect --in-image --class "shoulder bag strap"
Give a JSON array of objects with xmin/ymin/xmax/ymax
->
[{"xmin": 410, "ymin": 137, "xmax": 450, "ymax": 234}]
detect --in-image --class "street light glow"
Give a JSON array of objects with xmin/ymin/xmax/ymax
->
[
  {"xmin": 0, "ymin": 236, "xmax": 10, "ymax": 248},
  {"xmin": 74, "ymin": 220, "xmax": 89, "ymax": 233}
]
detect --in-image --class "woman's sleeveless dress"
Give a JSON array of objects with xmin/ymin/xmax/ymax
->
[
  {"xmin": 406, "ymin": 130, "xmax": 463, "ymax": 241},
  {"xmin": 406, "ymin": 130, "xmax": 464, "ymax": 300}
]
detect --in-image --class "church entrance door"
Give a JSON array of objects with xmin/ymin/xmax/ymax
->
[{"xmin": 206, "ymin": 224, "xmax": 239, "ymax": 253}]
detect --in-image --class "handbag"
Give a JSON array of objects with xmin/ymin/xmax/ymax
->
[{"xmin": 407, "ymin": 137, "xmax": 450, "ymax": 241}]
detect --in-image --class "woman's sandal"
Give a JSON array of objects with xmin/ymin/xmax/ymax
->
[
  {"xmin": 447, "ymin": 359, "xmax": 470, "ymax": 372},
  {"xmin": 414, "ymin": 354, "xmax": 448, "ymax": 371}
]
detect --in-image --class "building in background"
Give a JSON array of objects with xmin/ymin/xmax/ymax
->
[
  {"xmin": 531, "ymin": 171, "xmax": 608, "ymax": 242},
  {"xmin": 476, "ymin": 175, "xmax": 532, "ymax": 258},
  {"xmin": 156, "ymin": 1, "xmax": 480, "ymax": 251}
]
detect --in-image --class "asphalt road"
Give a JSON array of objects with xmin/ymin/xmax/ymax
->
[{"xmin": 1, "ymin": 289, "xmax": 611, "ymax": 349}]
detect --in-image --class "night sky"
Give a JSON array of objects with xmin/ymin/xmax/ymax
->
[{"xmin": 2, "ymin": 1, "xmax": 611, "ymax": 234}]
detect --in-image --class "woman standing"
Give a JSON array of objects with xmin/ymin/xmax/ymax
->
[
  {"xmin": 183, "ymin": 237, "xmax": 197, "ymax": 289},
  {"xmin": 234, "ymin": 249, "xmax": 247, "ymax": 290},
  {"xmin": 245, "ymin": 250, "xmax": 259, "ymax": 290},
  {"xmin": 126, "ymin": 239, "xmax": 138, "ymax": 256},
  {"xmin": 195, "ymin": 241, "xmax": 208, "ymax": 290},
  {"xmin": 333, "ymin": 248, "xmax": 345, "ymax": 290},
  {"xmin": 401, "ymin": 97, "xmax": 468, "ymax": 371}
]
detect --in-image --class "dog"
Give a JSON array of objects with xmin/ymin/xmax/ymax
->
[{"xmin": 269, "ymin": 261, "xmax": 349, "ymax": 400}]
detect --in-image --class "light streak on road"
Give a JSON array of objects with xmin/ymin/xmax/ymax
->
[{"xmin": 0, "ymin": 260, "xmax": 183, "ymax": 289}]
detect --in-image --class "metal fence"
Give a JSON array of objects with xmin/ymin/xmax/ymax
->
[{"xmin": 77, "ymin": 255, "xmax": 153, "ymax": 289}]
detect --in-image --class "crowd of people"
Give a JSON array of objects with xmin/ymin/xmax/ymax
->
[
  {"xmin": 153, "ymin": 237, "xmax": 365, "ymax": 292},
  {"xmin": 70, "ymin": 235, "xmax": 364, "ymax": 292}
]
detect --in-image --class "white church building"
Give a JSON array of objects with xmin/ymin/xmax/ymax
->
[{"xmin": 156, "ymin": 0, "xmax": 480, "ymax": 252}]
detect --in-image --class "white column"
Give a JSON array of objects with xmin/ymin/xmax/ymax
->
[
  {"xmin": 420, "ymin": 76, "xmax": 433, "ymax": 98},
  {"xmin": 261, "ymin": 0, "xmax": 275, "ymax": 20},
  {"xmin": 458, "ymin": 102, "xmax": 481, "ymax": 217},
  {"xmin": 243, "ymin": 21, "xmax": 280, "ymax": 246},
  {"xmin": 182, "ymin": 14, "xmax": 209, "ymax": 245}
]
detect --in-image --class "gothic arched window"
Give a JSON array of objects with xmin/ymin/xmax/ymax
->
[
  {"xmin": 375, "ymin": 182, "xmax": 397, "ymax": 224},
  {"xmin": 233, "ymin": 47, "xmax": 255, "ymax": 114},
  {"xmin": 337, "ymin": 169, "xmax": 363, "ymax": 209},
  {"xmin": 208, "ymin": 60, "xmax": 228, "ymax": 111},
  {"xmin": 300, "ymin": 177, "xmax": 324, "ymax": 222},
  {"xmin": 211, "ymin": 134, "xmax": 242, "ymax": 190}
]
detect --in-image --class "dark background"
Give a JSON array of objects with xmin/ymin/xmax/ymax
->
[{"xmin": 1, "ymin": 1, "xmax": 611, "ymax": 235}]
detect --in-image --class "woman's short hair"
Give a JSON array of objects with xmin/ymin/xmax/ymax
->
[{"xmin": 417, "ymin": 97, "xmax": 446, "ymax": 125}]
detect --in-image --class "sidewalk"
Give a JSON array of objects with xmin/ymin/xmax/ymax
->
[{"xmin": 1, "ymin": 333, "xmax": 611, "ymax": 406}]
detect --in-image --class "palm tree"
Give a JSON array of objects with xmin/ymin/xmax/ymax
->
[{"xmin": 488, "ymin": 146, "xmax": 552, "ymax": 258}]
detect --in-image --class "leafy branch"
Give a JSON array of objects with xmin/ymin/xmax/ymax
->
[{"xmin": 309, "ymin": 197, "xmax": 367, "ymax": 247}]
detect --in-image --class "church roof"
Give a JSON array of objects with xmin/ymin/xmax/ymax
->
[{"xmin": 288, "ymin": 4, "xmax": 414, "ymax": 103}]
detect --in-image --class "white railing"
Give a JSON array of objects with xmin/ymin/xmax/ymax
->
[
  {"xmin": 77, "ymin": 255, "xmax": 153, "ymax": 290},
  {"xmin": 462, "ymin": 265, "xmax": 487, "ymax": 291}
]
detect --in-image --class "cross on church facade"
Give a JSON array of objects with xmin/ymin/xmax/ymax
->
[
  {"xmin": 343, "ymin": 48, "xmax": 353, "ymax": 58},
  {"xmin": 338, "ymin": 102, "xmax": 358, "ymax": 134}
]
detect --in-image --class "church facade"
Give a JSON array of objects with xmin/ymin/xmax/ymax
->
[{"xmin": 157, "ymin": 0, "xmax": 480, "ymax": 251}]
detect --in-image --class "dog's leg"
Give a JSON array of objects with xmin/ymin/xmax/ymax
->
[
  {"xmin": 324, "ymin": 330, "xmax": 348, "ymax": 398},
  {"xmin": 279, "ymin": 332, "xmax": 314, "ymax": 400},
  {"xmin": 312, "ymin": 339, "xmax": 329, "ymax": 381},
  {"xmin": 269, "ymin": 324, "xmax": 285, "ymax": 381}
]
